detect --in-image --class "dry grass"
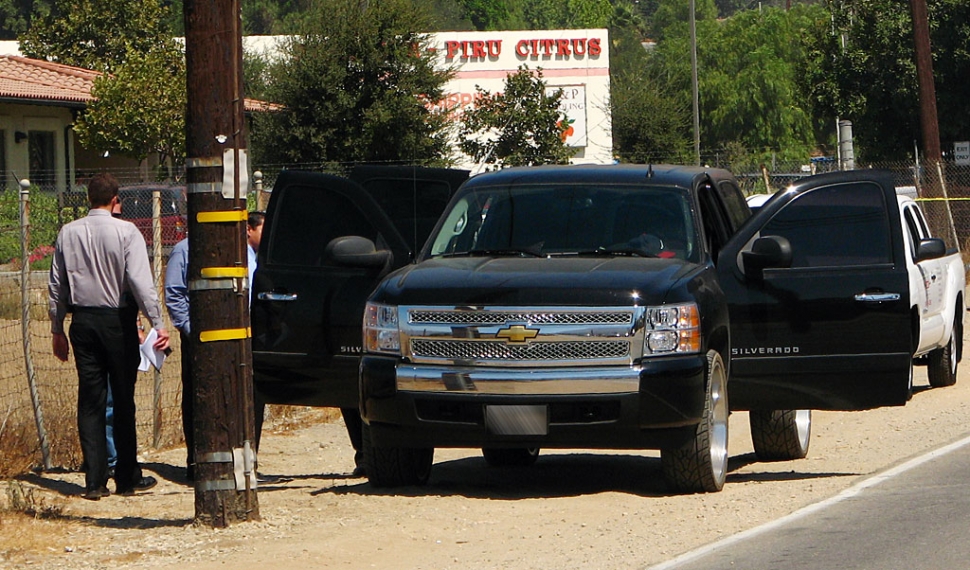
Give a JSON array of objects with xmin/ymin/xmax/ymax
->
[
  {"xmin": 264, "ymin": 405, "xmax": 342, "ymax": 434},
  {"xmin": 0, "ymin": 419, "xmax": 42, "ymax": 479},
  {"xmin": 0, "ymin": 479, "xmax": 72, "ymax": 564}
]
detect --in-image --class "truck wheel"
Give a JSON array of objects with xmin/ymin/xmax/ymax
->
[
  {"xmin": 661, "ymin": 350, "xmax": 728, "ymax": 493},
  {"xmin": 362, "ymin": 423, "xmax": 434, "ymax": 488},
  {"xmin": 928, "ymin": 320, "xmax": 959, "ymax": 388},
  {"xmin": 482, "ymin": 447, "xmax": 540, "ymax": 467},
  {"xmin": 749, "ymin": 409, "xmax": 811, "ymax": 461}
]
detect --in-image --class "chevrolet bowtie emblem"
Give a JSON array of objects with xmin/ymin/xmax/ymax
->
[{"xmin": 496, "ymin": 325, "xmax": 539, "ymax": 343}]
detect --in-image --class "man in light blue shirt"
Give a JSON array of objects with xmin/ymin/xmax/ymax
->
[{"xmin": 164, "ymin": 237, "xmax": 193, "ymax": 479}]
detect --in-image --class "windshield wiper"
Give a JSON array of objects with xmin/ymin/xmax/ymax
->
[
  {"xmin": 562, "ymin": 247, "xmax": 654, "ymax": 258},
  {"xmin": 463, "ymin": 247, "xmax": 545, "ymax": 258}
]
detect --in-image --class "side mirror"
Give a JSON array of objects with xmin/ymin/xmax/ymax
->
[
  {"xmin": 324, "ymin": 236, "xmax": 392, "ymax": 268},
  {"xmin": 916, "ymin": 238, "xmax": 946, "ymax": 262},
  {"xmin": 742, "ymin": 235, "xmax": 792, "ymax": 276}
]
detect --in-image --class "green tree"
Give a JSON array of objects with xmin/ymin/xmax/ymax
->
[
  {"xmin": 806, "ymin": 0, "xmax": 970, "ymax": 161},
  {"xmin": 521, "ymin": 0, "xmax": 613, "ymax": 29},
  {"xmin": 73, "ymin": 45, "xmax": 186, "ymax": 177},
  {"xmin": 650, "ymin": 0, "xmax": 717, "ymax": 40},
  {"xmin": 21, "ymin": 0, "xmax": 186, "ymax": 176},
  {"xmin": 650, "ymin": 5, "xmax": 825, "ymax": 161},
  {"xmin": 459, "ymin": 0, "xmax": 511, "ymax": 29},
  {"xmin": 251, "ymin": 0, "xmax": 454, "ymax": 167},
  {"xmin": 458, "ymin": 66, "xmax": 572, "ymax": 167},
  {"xmin": 611, "ymin": 68, "xmax": 692, "ymax": 164},
  {"xmin": 0, "ymin": 0, "xmax": 51, "ymax": 40},
  {"xmin": 20, "ymin": 0, "xmax": 174, "ymax": 73}
]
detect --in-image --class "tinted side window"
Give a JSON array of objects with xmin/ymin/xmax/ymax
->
[
  {"xmin": 762, "ymin": 182, "xmax": 892, "ymax": 268},
  {"xmin": 717, "ymin": 180, "xmax": 751, "ymax": 232},
  {"xmin": 361, "ymin": 179, "xmax": 451, "ymax": 253},
  {"xmin": 267, "ymin": 185, "xmax": 376, "ymax": 267},
  {"xmin": 902, "ymin": 206, "xmax": 920, "ymax": 259}
]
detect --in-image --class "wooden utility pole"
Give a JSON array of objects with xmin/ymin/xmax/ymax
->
[
  {"xmin": 183, "ymin": 0, "xmax": 259, "ymax": 526},
  {"xmin": 909, "ymin": 0, "xmax": 941, "ymax": 163}
]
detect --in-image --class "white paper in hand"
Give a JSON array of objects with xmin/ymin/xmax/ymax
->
[{"xmin": 138, "ymin": 328, "xmax": 167, "ymax": 372}]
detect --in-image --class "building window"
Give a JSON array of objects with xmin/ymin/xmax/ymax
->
[{"xmin": 28, "ymin": 130, "xmax": 55, "ymax": 191}]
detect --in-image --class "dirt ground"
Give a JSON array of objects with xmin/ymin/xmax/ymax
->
[{"xmin": 3, "ymin": 357, "xmax": 970, "ymax": 570}]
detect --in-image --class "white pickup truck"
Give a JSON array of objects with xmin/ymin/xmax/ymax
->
[{"xmin": 899, "ymin": 194, "xmax": 965, "ymax": 387}]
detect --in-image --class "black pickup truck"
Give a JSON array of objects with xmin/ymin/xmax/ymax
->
[{"xmin": 256, "ymin": 164, "xmax": 924, "ymax": 493}]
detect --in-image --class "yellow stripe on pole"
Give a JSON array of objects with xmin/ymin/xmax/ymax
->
[
  {"xmin": 199, "ymin": 327, "xmax": 251, "ymax": 343},
  {"xmin": 915, "ymin": 197, "xmax": 970, "ymax": 202},
  {"xmin": 200, "ymin": 267, "xmax": 248, "ymax": 278},
  {"xmin": 196, "ymin": 210, "xmax": 248, "ymax": 223}
]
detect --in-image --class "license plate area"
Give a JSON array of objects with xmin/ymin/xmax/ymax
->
[{"xmin": 485, "ymin": 405, "xmax": 548, "ymax": 435}]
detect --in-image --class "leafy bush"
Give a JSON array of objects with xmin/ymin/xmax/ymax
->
[{"xmin": 0, "ymin": 190, "xmax": 64, "ymax": 265}]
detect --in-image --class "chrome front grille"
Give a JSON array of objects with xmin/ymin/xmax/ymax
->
[
  {"xmin": 410, "ymin": 339, "xmax": 631, "ymax": 361},
  {"xmin": 409, "ymin": 310, "xmax": 632, "ymax": 326},
  {"xmin": 401, "ymin": 306, "xmax": 643, "ymax": 367}
]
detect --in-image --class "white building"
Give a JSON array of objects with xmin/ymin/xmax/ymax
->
[{"xmin": 428, "ymin": 29, "xmax": 612, "ymax": 171}]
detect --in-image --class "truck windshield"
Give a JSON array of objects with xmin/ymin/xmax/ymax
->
[{"xmin": 429, "ymin": 184, "xmax": 697, "ymax": 261}]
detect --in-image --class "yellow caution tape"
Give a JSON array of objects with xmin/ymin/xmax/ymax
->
[
  {"xmin": 199, "ymin": 327, "xmax": 251, "ymax": 343},
  {"xmin": 196, "ymin": 210, "xmax": 248, "ymax": 223},
  {"xmin": 915, "ymin": 197, "xmax": 970, "ymax": 201},
  {"xmin": 200, "ymin": 267, "xmax": 248, "ymax": 278}
]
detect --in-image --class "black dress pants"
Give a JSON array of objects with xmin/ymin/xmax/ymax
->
[{"xmin": 70, "ymin": 307, "xmax": 144, "ymax": 491}]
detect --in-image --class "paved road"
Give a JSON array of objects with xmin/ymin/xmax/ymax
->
[{"xmin": 651, "ymin": 435, "xmax": 970, "ymax": 570}]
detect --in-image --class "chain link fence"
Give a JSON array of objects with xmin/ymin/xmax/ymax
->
[{"xmin": 1, "ymin": 158, "xmax": 967, "ymax": 477}]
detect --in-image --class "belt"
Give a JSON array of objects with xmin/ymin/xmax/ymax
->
[{"xmin": 72, "ymin": 306, "xmax": 127, "ymax": 315}]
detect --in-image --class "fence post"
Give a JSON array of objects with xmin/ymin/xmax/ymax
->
[
  {"xmin": 20, "ymin": 179, "xmax": 52, "ymax": 470},
  {"xmin": 254, "ymin": 171, "xmax": 265, "ymax": 211},
  {"xmin": 152, "ymin": 187, "xmax": 163, "ymax": 448}
]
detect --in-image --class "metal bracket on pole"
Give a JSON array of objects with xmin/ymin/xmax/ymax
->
[
  {"xmin": 186, "ymin": 157, "xmax": 223, "ymax": 169},
  {"xmin": 233, "ymin": 444, "xmax": 257, "ymax": 490}
]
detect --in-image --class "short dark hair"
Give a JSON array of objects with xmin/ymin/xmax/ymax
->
[
  {"xmin": 87, "ymin": 173, "xmax": 119, "ymax": 208},
  {"xmin": 248, "ymin": 210, "xmax": 265, "ymax": 230}
]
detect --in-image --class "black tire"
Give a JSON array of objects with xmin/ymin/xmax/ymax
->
[
  {"xmin": 928, "ymin": 317, "xmax": 960, "ymax": 388},
  {"xmin": 661, "ymin": 350, "xmax": 729, "ymax": 493},
  {"xmin": 482, "ymin": 447, "xmax": 540, "ymax": 467},
  {"xmin": 362, "ymin": 423, "xmax": 434, "ymax": 488},
  {"xmin": 749, "ymin": 409, "xmax": 811, "ymax": 461}
]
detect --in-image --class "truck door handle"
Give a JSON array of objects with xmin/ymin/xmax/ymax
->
[
  {"xmin": 854, "ymin": 292, "xmax": 901, "ymax": 303},
  {"xmin": 257, "ymin": 292, "xmax": 298, "ymax": 302}
]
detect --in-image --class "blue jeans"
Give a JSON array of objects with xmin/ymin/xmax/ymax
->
[{"xmin": 106, "ymin": 382, "xmax": 117, "ymax": 469}]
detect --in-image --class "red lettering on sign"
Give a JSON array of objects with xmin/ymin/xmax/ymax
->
[
  {"xmin": 452, "ymin": 37, "xmax": 602, "ymax": 59},
  {"xmin": 445, "ymin": 41, "xmax": 461, "ymax": 59}
]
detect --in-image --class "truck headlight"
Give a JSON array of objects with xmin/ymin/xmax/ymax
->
[
  {"xmin": 364, "ymin": 302, "xmax": 401, "ymax": 355},
  {"xmin": 642, "ymin": 302, "xmax": 701, "ymax": 356}
]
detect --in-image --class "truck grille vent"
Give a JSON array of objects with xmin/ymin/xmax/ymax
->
[
  {"xmin": 410, "ymin": 339, "xmax": 630, "ymax": 361},
  {"xmin": 409, "ymin": 310, "xmax": 632, "ymax": 326}
]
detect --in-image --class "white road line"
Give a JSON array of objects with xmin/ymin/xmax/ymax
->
[{"xmin": 645, "ymin": 433, "xmax": 970, "ymax": 570}]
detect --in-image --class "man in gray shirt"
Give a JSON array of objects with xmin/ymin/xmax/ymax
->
[{"xmin": 49, "ymin": 173, "xmax": 170, "ymax": 500}]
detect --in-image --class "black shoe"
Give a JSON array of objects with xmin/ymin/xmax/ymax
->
[
  {"xmin": 351, "ymin": 464, "xmax": 366, "ymax": 477},
  {"xmin": 81, "ymin": 486, "xmax": 110, "ymax": 501},
  {"xmin": 116, "ymin": 476, "xmax": 157, "ymax": 496}
]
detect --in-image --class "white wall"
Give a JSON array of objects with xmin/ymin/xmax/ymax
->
[{"xmin": 428, "ymin": 29, "xmax": 612, "ymax": 171}]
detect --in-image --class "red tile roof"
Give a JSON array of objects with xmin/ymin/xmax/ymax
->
[
  {"xmin": 0, "ymin": 55, "xmax": 277, "ymax": 111},
  {"xmin": 0, "ymin": 56, "xmax": 98, "ymax": 105}
]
